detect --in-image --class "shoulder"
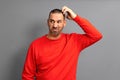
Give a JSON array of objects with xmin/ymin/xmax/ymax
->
[
  {"xmin": 64, "ymin": 33, "xmax": 82, "ymax": 37},
  {"xmin": 63, "ymin": 33, "xmax": 83, "ymax": 40}
]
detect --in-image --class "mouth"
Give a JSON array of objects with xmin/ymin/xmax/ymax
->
[
  {"xmin": 51, "ymin": 29, "xmax": 59, "ymax": 35},
  {"xmin": 53, "ymin": 29, "xmax": 58, "ymax": 32},
  {"xmin": 52, "ymin": 28, "xmax": 58, "ymax": 32}
]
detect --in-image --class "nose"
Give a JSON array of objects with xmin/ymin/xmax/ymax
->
[{"xmin": 53, "ymin": 22, "xmax": 58, "ymax": 28}]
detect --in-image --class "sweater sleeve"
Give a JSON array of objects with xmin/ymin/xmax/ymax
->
[
  {"xmin": 73, "ymin": 15, "xmax": 103, "ymax": 50},
  {"xmin": 22, "ymin": 43, "xmax": 36, "ymax": 80}
]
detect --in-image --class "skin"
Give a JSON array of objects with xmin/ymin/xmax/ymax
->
[
  {"xmin": 47, "ymin": 6, "xmax": 77, "ymax": 40},
  {"xmin": 47, "ymin": 13, "xmax": 66, "ymax": 40}
]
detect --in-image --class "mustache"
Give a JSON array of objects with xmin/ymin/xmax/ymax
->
[{"xmin": 52, "ymin": 27, "xmax": 58, "ymax": 29}]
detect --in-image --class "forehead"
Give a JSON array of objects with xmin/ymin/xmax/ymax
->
[{"xmin": 49, "ymin": 13, "xmax": 64, "ymax": 20}]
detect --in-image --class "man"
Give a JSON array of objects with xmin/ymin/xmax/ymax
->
[{"xmin": 22, "ymin": 6, "xmax": 102, "ymax": 80}]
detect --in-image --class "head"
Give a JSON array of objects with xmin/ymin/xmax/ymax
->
[{"xmin": 47, "ymin": 9, "xmax": 66, "ymax": 37}]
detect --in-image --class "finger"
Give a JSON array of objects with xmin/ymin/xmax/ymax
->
[
  {"xmin": 62, "ymin": 8, "xmax": 66, "ymax": 14},
  {"xmin": 62, "ymin": 6, "xmax": 67, "ymax": 11},
  {"xmin": 63, "ymin": 9, "xmax": 69, "ymax": 15},
  {"xmin": 62, "ymin": 6, "xmax": 68, "ymax": 13}
]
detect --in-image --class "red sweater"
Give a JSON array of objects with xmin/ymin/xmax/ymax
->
[{"xmin": 22, "ymin": 15, "xmax": 102, "ymax": 80}]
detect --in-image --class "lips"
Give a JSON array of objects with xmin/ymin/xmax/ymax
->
[
  {"xmin": 53, "ymin": 29, "xmax": 58, "ymax": 31},
  {"xmin": 52, "ymin": 28, "xmax": 58, "ymax": 32}
]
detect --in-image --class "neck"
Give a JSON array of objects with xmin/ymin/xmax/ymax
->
[{"xmin": 47, "ymin": 33, "xmax": 61, "ymax": 40}]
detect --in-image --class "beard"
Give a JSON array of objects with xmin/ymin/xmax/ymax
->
[{"xmin": 49, "ymin": 27, "xmax": 63, "ymax": 37}]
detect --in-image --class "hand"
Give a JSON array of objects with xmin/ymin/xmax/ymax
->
[{"xmin": 62, "ymin": 6, "xmax": 77, "ymax": 20}]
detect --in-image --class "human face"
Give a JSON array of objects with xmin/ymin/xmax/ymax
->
[{"xmin": 47, "ymin": 13, "xmax": 66, "ymax": 37}]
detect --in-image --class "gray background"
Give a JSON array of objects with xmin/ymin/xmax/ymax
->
[{"xmin": 0, "ymin": 0, "xmax": 120, "ymax": 80}]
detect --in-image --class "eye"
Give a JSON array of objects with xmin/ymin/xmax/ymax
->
[
  {"xmin": 57, "ymin": 20, "xmax": 62, "ymax": 23},
  {"xmin": 49, "ymin": 19, "xmax": 55, "ymax": 24}
]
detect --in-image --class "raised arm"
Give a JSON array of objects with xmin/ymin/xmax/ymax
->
[{"xmin": 62, "ymin": 6, "xmax": 102, "ymax": 49}]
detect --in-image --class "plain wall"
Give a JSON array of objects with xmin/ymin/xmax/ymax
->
[{"xmin": 0, "ymin": 0, "xmax": 120, "ymax": 80}]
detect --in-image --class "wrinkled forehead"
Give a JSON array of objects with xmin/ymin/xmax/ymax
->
[
  {"xmin": 49, "ymin": 11, "xmax": 65, "ymax": 19},
  {"xmin": 49, "ymin": 13, "xmax": 65, "ymax": 20}
]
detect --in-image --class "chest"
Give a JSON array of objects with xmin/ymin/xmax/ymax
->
[
  {"xmin": 39, "ymin": 40, "xmax": 66, "ymax": 57},
  {"xmin": 34, "ymin": 38, "xmax": 81, "ymax": 74}
]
